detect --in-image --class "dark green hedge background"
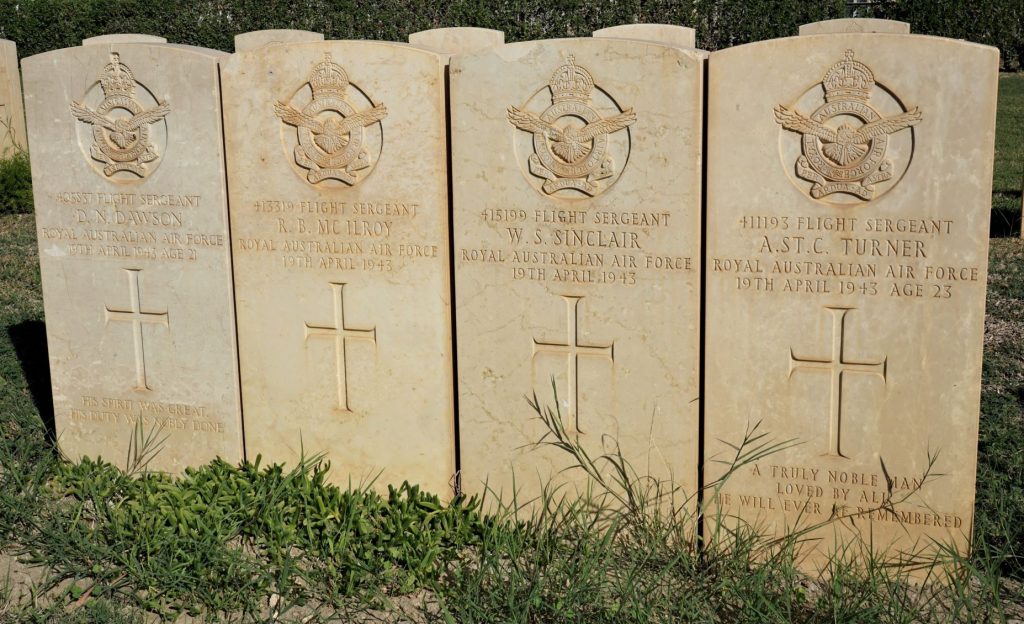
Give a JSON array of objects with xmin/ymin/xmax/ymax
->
[{"xmin": 0, "ymin": 0, "xmax": 1020, "ymax": 70}]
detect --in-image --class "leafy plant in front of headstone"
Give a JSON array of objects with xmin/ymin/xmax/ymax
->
[
  {"xmin": 36, "ymin": 449, "xmax": 489, "ymax": 618},
  {"xmin": 226, "ymin": 454, "xmax": 488, "ymax": 598},
  {"xmin": 39, "ymin": 457, "xmax": 260, "ymax": 618}
]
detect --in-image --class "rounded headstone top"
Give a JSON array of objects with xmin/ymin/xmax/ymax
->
[
  {"xmin": 82, "ymin": 34, "xmax": 167, "ymax": 45},
  {"xmin": 408, "ymin": 27, "xmax": 504, "ymax": 55},
  {"xmin": 234, "ymin": 29, "xmax": 325, "ymax": 52},
  {"xmin": 593, "ymin": 24, "xmax": 696, "ymax": 48},
  {"xmin": 798, "ymin": 18, "xmax": 910, "ymax": 36}
]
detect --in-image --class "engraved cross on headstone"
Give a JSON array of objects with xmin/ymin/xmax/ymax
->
[
  {"xmin": 788, "ymin": 306, "xmax": 887, "ymax": 458},
  {"xmin": 104, "ymin": 268, "xmax": 169, "ymax": 391},
  {"xmin": 304, "ymin": 282, "xmax": 376, "ymax": 412},
  {"xmin": 532, "ymin": 295, "xmax": 614, "ymax": 434}
]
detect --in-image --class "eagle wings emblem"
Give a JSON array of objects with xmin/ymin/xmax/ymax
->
[
  {"xmin": 508, "ymin": 56, "xmax": 636, "ymax": 197},
  {"xmin": 775, "ymin": 50, "xmax": 922, "ymax": 201},
  {"xmin": 508, "ymin": 106, "xmax": 636, "ymax": 164},
  {"xmin": 275, "ymin": 53, "xmax": 387, "ymax": 186},
  {"xmin": 71, "ymin": 101, "xmax": 171, "ymax": 150},
  {"xmin": 70, "ymin": 53, "xmax": 170, "ymax": 178},
  {"xmin": 274, "ymin": 102, "xmax": 387, "ymax": 158},
  {"xmin": 774, "ymin": 104, "xmax": 921, "ymax": 166}
]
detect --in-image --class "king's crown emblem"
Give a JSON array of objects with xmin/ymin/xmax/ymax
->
[
  {"xmin": 309, "ymin": 53, "xmax": 349, "ymax": 99},
  {"xmin": 549, "ymin": 55, "xmax": 594, "ymax": 103},
  {"xmin": 100, "ymin": 53, "xmax": 137, "ymax": 97},
  {"xmin": 821, "ymin": 50, "xmax": 874, "ymax": 102}
]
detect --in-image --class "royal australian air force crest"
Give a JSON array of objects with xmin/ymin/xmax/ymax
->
[
  {"xmin": 508, "ymin": 56, "xmax": 636, "ymax": 198},
  {"xmin": 275, "ymin": 53, "xmax": 387, "ymax": 186},
  {"xmin": 71, "ymin": 53, "xmax": 170, "ymax": 179},
  {"xmin": 775, "ymin": 50, "xmax": 922, "ymax": 203}
]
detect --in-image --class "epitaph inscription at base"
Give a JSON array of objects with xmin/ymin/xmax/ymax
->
[
  {"xmin": 452, "ymin": 39, "xmax": 702, "ymax": 510},
  {"xmin": 24, "ymin": 43, "xmax": 243, "ymax": 472},
  {"xmin": 704, "ymin": 35, "xmax": 998, "ymax": 571}
]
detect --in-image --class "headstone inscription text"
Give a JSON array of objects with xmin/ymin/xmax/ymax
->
[
  {"xmin": 452, "ymin": 39, "xmax": 703, "ymax": 508},
  {"xmin": 221, "ymin": 42, "xmax": 455, "ymax": 495},
  {"xmin": 704, "ymin": 35, "xmax": 998, "ymax": 569},
  {"xmin": 23, "ymin": 41, "xmax": 244, "ymax": 471}
]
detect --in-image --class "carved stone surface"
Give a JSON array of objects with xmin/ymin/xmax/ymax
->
[
  {"xmin": 451, "ymin": 39, "xmax": 702, "ymax": 509},
  {"xmin": 593, "ymin": 24, "xmax": 696, "ymax": 48},
  {"xmin": 799, "ymin": 18, "xmax": 910, "ymax": 36},
  {"xmin": 23, "ymin": 42, "xmax": 243, "ymax": 472},
  {"xmin": 0, "ymin": 39, "xmax": 26, "ymax": 154},
  {"xmin": 773, "ymin": 49, "xmax": 922, "ymax": 203},
  {"xmin": 408, "ymin": 27, "xmax": 504, "ymax": 55},
  {"xmin": 69, "ymin": 53, "xmax": 172, "ymax": 179},
  {"xmin": 83, "ymin": 34, "xmax": 168, "ymax": 45},
  {"xmin": 704, "ymin": 35, "xmax": 998, "ymax": 570},
  {"xmin": 221, "ymin": 42, "xmax": 455, "ymax": 496},
  {"xmin": 234, "ymin": 29, "xmax": 324, "ymax": 52}
]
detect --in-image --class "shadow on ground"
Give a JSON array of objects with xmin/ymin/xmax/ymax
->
[
  {"xmin": 992, "ymin": 192, "xmax": 1022, "ymax": 237},
  {"xmin": 7, "ymin": 320, "xmax": 55, "ymax": 442}
]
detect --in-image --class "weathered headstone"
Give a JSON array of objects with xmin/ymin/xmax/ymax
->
[
  {"xmin": 799, "ymin": 18, "xmax": 910, "ymax": 36},
  {"xmin": 452, "ymin": 40, "xmax": 703, "ymax": 507},
  {"xmin": 221, "ymin": 42, "xmax": 455, "ymax": 495},
  {"xmin": 705, "ymin": 35, "xmax": 998, "ymax": 568},
  {"xmin": 0, "ymin": 39, "xmax": 26, "ymax": 154},
  {"xmin": 408, "ymin": 27, "xmax": 504, "ymax": 55},
  {"xmin": 82, "ymin": 34, "xmax": 168, "ymax": 45},
  {"xmin": 593, "ymin": 24, "xmax": 696, "ymax": 48},
  {"xmin": 23, "ymin": 40, "xmax": 244, "ymax": 472},
  {"xmin": 235, "ymin": 29, "xmax": 324, "ymax": 52}
]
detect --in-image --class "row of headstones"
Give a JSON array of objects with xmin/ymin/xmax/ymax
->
[{"xmin": 16, "ymin": 21, "xmax": 998, "ymax": 570}]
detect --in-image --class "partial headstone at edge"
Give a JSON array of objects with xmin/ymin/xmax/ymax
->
[
  {"xmin": 234, "ymin": 29, "xmax": 324, "ymax": 52},
  {"xmin": 593, "ymin": 24, "xmax": 696, "ymax": 48},
  {"xmin": 408, "ymin": 27, "xmax": 504, "ymax": 56},
  {"xmin": 799, "ymin": 18, "xmax": 910, "ymax": 36},
  {"xmin": 0, "ymin": 39, "xmax": 26, "ymax": 153},
  {"xmin": 83, "ymin": 34, "xmax": 168, "ymax": 45},
  {"xmin": 23, "ymin": 40, "xmax": 244, "ymax": 473}
]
